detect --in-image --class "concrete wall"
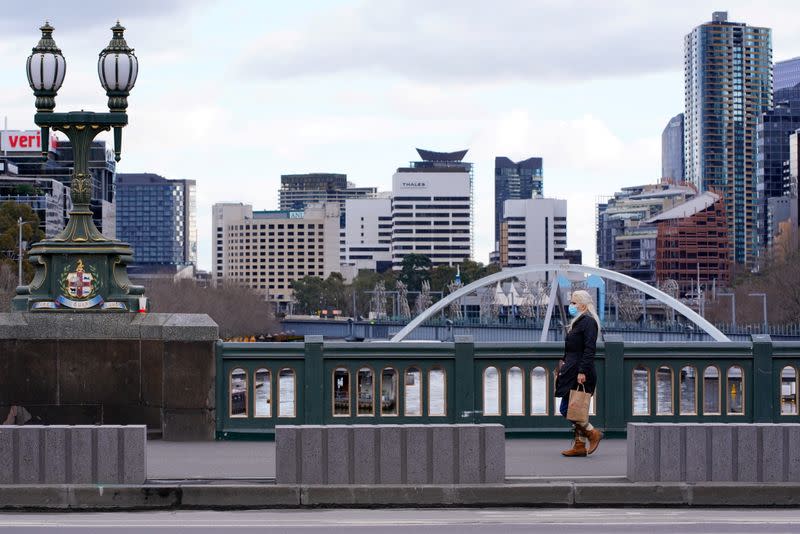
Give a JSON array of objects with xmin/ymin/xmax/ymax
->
[
  {"xmin": 276, "ymin": 424, "xmax": 505, "ymax": 485},
  {"xmin": 0, "ymin": 313, "xmax": 218, "ymax": 441},
  {"xmin": 0, "ymin": 425, "xmax": 145, "ymax": 484},
  {"xmin": 627, "ymin": 423, "xmax": 800, "ymax": 482}
]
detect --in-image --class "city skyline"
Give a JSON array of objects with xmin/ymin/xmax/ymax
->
[{"xmin": 2, "ymin": 2, "xmax": 800, "ymax": 270}]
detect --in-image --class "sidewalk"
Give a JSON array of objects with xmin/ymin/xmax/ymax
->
[{"xmin": 146, "ymin": 439, "xmax": 627, "ymax": 481}]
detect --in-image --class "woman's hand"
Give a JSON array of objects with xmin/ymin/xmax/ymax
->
[{"xmin": 577, "ymin": 373, "xmax": 586, "ymax": 384}]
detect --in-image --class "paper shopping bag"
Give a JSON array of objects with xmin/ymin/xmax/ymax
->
[{"xmin": 566, "ymin": 385, "xmax": 592, "ymax": 422}]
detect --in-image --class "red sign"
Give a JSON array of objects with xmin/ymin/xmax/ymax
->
[{"xmin": 0, "ymin": 130, "xmax": 58, "ymax": 153}]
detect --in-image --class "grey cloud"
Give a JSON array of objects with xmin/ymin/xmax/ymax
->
[
  {"xmin": 240, "ymin": 0, "xmax": 799, "ymax": 83},
  {"xmin": 0, "ymin": 0, "xmax": 209, "ymax": 35}
]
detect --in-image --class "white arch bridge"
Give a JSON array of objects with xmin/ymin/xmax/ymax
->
[{"xmin": 390, "ymin": 264, "xmax": 730, "ymax": 343}]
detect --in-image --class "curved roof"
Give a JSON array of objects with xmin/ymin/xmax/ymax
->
[{"xmin": 416, "ymin": 148, "xmax": 468, "ymax": 162}]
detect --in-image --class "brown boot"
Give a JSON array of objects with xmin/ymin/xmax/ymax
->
[
  {"xmin": 561, "ymin": 432, "xmax": 587, "ymax": 457},
  {"xmin": 585, "ymin": 428, "xmax": 604, "ymax": 455}
]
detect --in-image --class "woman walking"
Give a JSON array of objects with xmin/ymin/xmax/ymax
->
[{"xmin": 555, "ymin": 290, "xmax": 603, "ymax": 457}]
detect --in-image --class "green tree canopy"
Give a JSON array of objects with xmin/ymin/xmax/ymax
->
[
  {"xmin": 0, "ymin": 201, "xmax": 44, "ymax": 285},
  {"xmin": 398, "ymin": 253, "xmax": 431, "ymax": 292}
]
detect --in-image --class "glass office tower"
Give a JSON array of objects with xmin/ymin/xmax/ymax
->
[
  {"xmin": 494, "ymin": 156, "xmax": 543, "ymax": 245},
  {"xmin": 116, "ymin": 173, "xmax": 197, "ymax": 267},
  {"xmin": 684, "ymin": 11, "xmax": 772, "ymax": 265}
]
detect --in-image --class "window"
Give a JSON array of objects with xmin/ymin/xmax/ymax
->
[
  {"xmin": 507, "ymin": 366, "xmax": 524, "ymax": 415},
  {"xmin": 381, "ymin": 367, "xmax": 398, "ymax": 416},
  {"xmin": 357, "ymin": 367, "xmax": 374, "ymax": 416},
  {"xmin": 530, "ymin": 366, "xmax": 548, "ymax": 415},
  {"xmin": 230, "ymin": 368, "xmax": 248, "ymax": 418},
  {"xmin": 333, "ymin": 367, "xmax": 350, "ymax": 416},
  {"xmin": 483, "ymin": 367, "xmax": 500, "ymax": 416},
  {"xmin": 781, "ymin": 366, "xmax": 798, "ymax": 415},
  {"xmin": 726, "ymin": 366, "xmax": 744, "ymax": 415},
  {"xmin": 680, "ymin": 366, "xmax": 698, "ymax": 415},
  {"xmin": 428, "ymin": 368, "xmax": 446, "ymax": 416},
  {"xmin": 278, "ymin": 368, "xmax": 296, "ymax": 418},
  {"xmin": 656, "ymin": 366, "xmax": 673, "ymax": 415},
  {"xmin": 404, "ymin": 367, "xmax": 422, "ymax": 416},
  {"xmin": 703, "ymin": 366, "xmax": 721, "ymax": 415},
  {"xmin": 632, "ymin": 366, "xmax": 650, "ymax": 415},
  {"xmin": 254, "ymin": 368, "xmax": 271, "ymax": 418}
]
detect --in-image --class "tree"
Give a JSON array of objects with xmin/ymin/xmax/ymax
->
[
  {"xmin": 398, "ymin": 254, "xmax": 431, "ymax": 292},
  {"xmin": 0, "ymin": 201, "xmax": 45, "ymax": 292},
  {"xmin": 144, "ymin": 278, "xmax": 278, "ymax": 339},
  {"xmin": 430, "ymin": 264, "xmax": 456, "ymax": 293},
  {"xmin": 290, "ymin": 276, "xmax": 326, "ymax": 314}
]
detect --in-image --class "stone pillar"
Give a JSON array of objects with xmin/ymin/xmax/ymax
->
[{"xmin": 0, "ymin": 312, "xmax": 218, "ymax": 441}]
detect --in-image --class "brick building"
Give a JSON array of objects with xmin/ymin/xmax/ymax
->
[{"xmin": 648, "ymin": 192, "xmax": 732, "ymax": 295}]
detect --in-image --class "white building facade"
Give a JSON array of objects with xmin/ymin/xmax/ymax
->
[
  {"xmin": 500, "ymin": 197, "xmax": 568, "ymax": 268},
  {"xmin": 212, "ymin": 202, "xmax": 340, "ymax": 309},
  {"xmin": 342, "ymin": 196, "xmax": 393, "ymax": 273},
  {"xmin": 390, "ymin": 170, "xmax": 472, "ymax": 268}
]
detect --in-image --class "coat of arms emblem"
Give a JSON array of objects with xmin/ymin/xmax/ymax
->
[{"xmin": 66, "ymin": 259, "xmax": 94, "ymax": 299}]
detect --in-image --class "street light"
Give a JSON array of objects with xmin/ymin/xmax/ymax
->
[
  {"xmin": 717, "ymin": 292, "xmax": 736, "ymax": 328},
  {"xmin": 14, "ymin": 21, "xmax": 146, "ymax": 312},
  {"xmin": 748, "ymin": 293, "xmax": 768, "ymax": 334}
]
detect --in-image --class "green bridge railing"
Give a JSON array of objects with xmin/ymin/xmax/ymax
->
[{"xmin": 215, "ymin": 335, "xmax": 800, "ymax": 440}]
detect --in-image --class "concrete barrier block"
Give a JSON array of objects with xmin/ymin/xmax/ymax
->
[
  {"xmin": 735, "ymin": 424, "xmax": 759, "ymax": 482},
  {"xmin": 42, "ymin": 427, "xmax": 67, "ymax": 484},
  {"xmin": 658, "ymin": 425, "xmax": 683, "ymax": 482},
  {"xmin": 0, "ymin": 428, "xmax": 13, "ymax": 484},
  {"xmin": 121, "ymin": 426, "xmax": 146, "ymax": 484},
  {"xmin": 275, "ymin": 426, "xmax": 298, "ymax": 484},
  {"xmin": 405, "ymin": 425, "xmax": 429, "ymax": 484},
  {"xmin": 627, "ymin": 423, "xmax": 657, "ymax": 482},
  {"xmin": 352, "ymin": 425, "xmax": 377, "ymax": 484},
  {"xmin": 761, "ymin": 425, "xmax": 785, "ymax": 483},
  {"xmin": 456, "ymin": 425, "xmax": 481, "ymax": 484},
  {"xmin": 68, "ymin": 427, "xmax": 93, "ymax": 484},
  {"xmin": 684, "ymin": 425, "xmax": 709, "ymax": 482},
  {"xmin": 483, "ymin": 424, "xmax": 505, "ymax": 483},
  {"xmin": 788, "ymin": 426, "xmax": 800, "ymax": 482},
  {"xmin": 711, "ymin": 425, "xmax": 734, "ymax": 481},
  {"xmin": 325, "ymin": 426, "xmax": 350, "ymax": 485},
  {"xmin": 299, "ymin": 426, "xmax": 324, "ymax": 485},
  {"xmin": 431, "ymin": 426, "xmax": 455, "ymax": 484},
  {"xmin": 378, "ymin": 426, "xmax": 402, "ymax": 484},
  {"xmin": 96, "ymin": 426, "xmax": 120, "ymax": 484},
  {"xmin": 17, "ymin": 426, "xmax": 42, "ymax": 484}
]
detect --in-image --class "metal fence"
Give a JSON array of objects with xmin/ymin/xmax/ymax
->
[
  {"xmin": 216, "ymin": 335, "xmax": 800, "ymax": 439},
  {"xmin": 280, "ymin": 319, "xmax": 800, "ymax": 342}
]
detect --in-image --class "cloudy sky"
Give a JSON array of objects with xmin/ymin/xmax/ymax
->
[{"xmin": 2, "ymin": 0, "xmax": 800, "ymax": 271}]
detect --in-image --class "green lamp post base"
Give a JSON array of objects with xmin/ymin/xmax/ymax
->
[{"xmin": 12, "ymin": 111, "xmax": 147, "ymax": 313}]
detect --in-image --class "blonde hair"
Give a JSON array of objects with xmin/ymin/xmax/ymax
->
[{"xmin": 568, "ymin": 289, "xmax": 601, "ymax": 339}]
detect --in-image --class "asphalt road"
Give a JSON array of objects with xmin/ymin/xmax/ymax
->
[{"xmin": 1, "ymin": 509, "xmax": 800, "ymax": 533}]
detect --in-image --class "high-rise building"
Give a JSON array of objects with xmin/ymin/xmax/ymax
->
[
  {"xmin": 342, "ymin": 196, "xmax": 392, "ymax": 273},
  {"xmin": 755, "ymin": 87, "xmax": 800, "ymax": 260},
  {"xmin": 775, "ymin": 57, "xmax": 800, "ymax": 92},
  {"xmin": 596, "ymin": 182, "xmax": 696, "ymax": 284},
  {"xmin": 0, "ymin": 161, "xmax": 71, "ymax": 238},
  {"xmin": 499, "ymin": 197, "xmax": 566, "ymax": 272},
  {"xmin": 116, "ymin": 173, "xmax": 197, "ymax": 269},
  {"xmin": 494, "ymin": 156, "xmax": 543, "ymax": 244},
  {"xmin": 684, "ymin": 11, "xmax": 773, "ymax": 265},
  {"xmin": 391, "ymin": 149, "xmax": 473, "ymax": 268},
  {"xmin": 650, "ymin": 192, "xmax": 732, "ymax": 295},
  {"xmin": 661, "ymin": 114, "xmax": 685, "ymax": 181},
  {"xmin": 0, "ymin": 129, "xmax": 116, "ymax": 236},
  {"xmin": 279, "ymin": 173, "xmax": 376, "ymax": 225},
  {"xmin": 212, "ymin": 202, "xmax": 340, "ymax": 310}
]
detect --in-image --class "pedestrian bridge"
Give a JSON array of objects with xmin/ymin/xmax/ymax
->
[{"xmin": 217, "ymin": 336, "xmax": 800, "ymax": 439}]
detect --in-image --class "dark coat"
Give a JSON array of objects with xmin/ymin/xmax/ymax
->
[{"xmin": 555, "ymin": 314, "xmax": 599, "ymax": 397}]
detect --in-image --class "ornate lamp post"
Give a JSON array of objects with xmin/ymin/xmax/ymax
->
[{"xmin": 13, "ymin": 22, "xmax": 146, "ymax": 312}]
